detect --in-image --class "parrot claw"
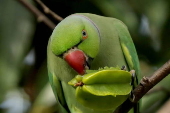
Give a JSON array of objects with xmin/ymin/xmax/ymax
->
[
  {"xmin": 130, "ymin": 70, "xmax": 135, "ymax": 77},
  {"xmin": 121, "ymin": 65, "xmax": 126, "ymax": 71},
  {"xmin": 129, "ymin": 92, "xmax": 135, "ymax": 102},
  {"xmin": 129, "ymin": 70, "xmax": 140, "ymax": 113},
  {"xmin": 130, "ymin": 70, "xmax": 136, "ymax": 86},
  {"xmin": 129, "ymin": 70, "xmax": 136, "ymax": 101}
]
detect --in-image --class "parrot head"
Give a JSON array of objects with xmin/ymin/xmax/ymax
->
[{"xmin": 50, "ymin": 15, "xmax": 100, "ymax": 75}]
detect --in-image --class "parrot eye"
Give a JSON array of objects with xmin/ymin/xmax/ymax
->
[{"xmin": 82, "ymin": 29, "xmax": 88, "ymax": 40}]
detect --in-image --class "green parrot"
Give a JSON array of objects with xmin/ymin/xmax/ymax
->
[{"xmin": 47, "ymin": 13, "xmax": 140, "ymax": 113}]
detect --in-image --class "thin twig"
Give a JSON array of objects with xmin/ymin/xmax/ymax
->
[
  {"xmin": 17, "ymin": 0, "xmax": 56, "ymax": 29},
  {"xmin": 114, "ymin": 60, "xmax": 170, "ymax": 113},
  {"xmin": 34, "ymin": 0, "xmax": 63, "ymax": 21}
]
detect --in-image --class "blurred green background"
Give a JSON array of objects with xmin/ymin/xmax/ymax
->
[{"xmin": 0, "ymin": 0, "xmax": 170, "ymax": 113}]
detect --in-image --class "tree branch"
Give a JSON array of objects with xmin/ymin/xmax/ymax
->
[
  {"xmin": 17, "ymin": 0, "xmax": 56, "ymax": 30},
  {"xmin": 114, "ymin": 60, "xmax": 170, "ymax": 113},
  {"xmin": 34, "ymin": 0, "xmax": 63, "ymax": 21}
]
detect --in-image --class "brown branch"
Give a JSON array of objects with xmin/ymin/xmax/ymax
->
[
  {"xmin": 17, "ymin": 0, "xmax": 56, "ymax": 30},
  {"xmin": 34, "ymin": 0, "xmax": 63, "ymax": 21},
  {"xmin": 114, "ymin": 60, "xmax": 170, "ymax": 113}
]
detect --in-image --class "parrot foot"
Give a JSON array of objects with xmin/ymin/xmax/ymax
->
[
  {"xmin": 129, "ymin": 70, "xmax": 140, "ymax": 113},
  {"xmin": 121, "ymin": 65, "xmax": 126, "ymax": 71},
  {"xmin": 130, "ymin": 70, "xmax": 135, "ymax": 78},
  {"xmin": 129, "ymin": 70, "xmax": 136, "ymax": 101},
  {"xmin": 129, "ymin": 92, "xmax": 135, "ymax": 102}
]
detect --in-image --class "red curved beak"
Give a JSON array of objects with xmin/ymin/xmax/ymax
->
[{"xmin": 63, "ymin": 48, "xmax": 88, "ymax": 75}]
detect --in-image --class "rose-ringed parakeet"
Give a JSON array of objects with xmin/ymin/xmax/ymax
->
[{"xmin": 47, "ymin": 13, "xmax": 140, "ymax": 113}]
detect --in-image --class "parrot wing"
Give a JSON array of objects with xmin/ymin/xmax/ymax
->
[
  {"xmin": 114, "ymin": 20, "xmax": 140, "ymax": 83},
  {"xmin": 47, "ymin": 40, "xmax": 68, "ymax": 113},
  {"xmin": 114, "ymin": 19, "xmax": 140, "ymax": 113}
]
